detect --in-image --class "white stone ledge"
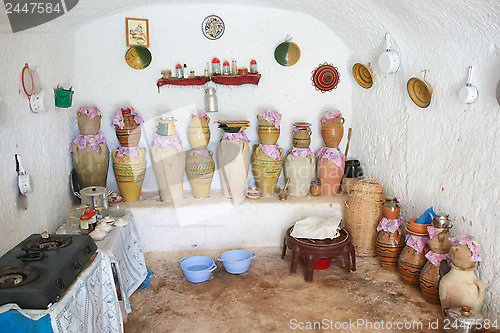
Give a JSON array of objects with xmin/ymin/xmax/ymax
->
[{"xmin": 126, "ymin": 191, "xmax": 347, "ymax": 253}]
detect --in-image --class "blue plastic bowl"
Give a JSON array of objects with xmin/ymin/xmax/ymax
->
[
  {"xmin": 179, "ymin": 256, "xmax": 217, "ymax": 283},
  {"xmin": 217, "ymin": 250, "xmax": 256, "ymax": 274}
]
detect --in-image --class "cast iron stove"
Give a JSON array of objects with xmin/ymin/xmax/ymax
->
[{"xmin": 0, "ymin": 234, "xmax": 97, "ymax": 309}]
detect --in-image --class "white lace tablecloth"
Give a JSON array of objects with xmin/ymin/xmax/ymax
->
[
  {"xmin": 0, "ymin": 251, "xmax": 124, "ymax": 333},
  {"xmin": 57, "ymin": 212, "xmax": 147, "ymax": 313}
]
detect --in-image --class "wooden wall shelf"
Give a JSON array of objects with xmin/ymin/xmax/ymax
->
[{"xmin": 157, "ymin": 74, "xmax": 261, "ymax": 90}]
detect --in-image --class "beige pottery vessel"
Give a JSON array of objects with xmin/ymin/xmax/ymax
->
[
  {"xmin": 258, "ymin": 118, "xmax": 280, "ymax": 145},
  {"xmin": 77, "ymin": 112, "xmax": 101, "ymax": 135},
  {"xmin": 186, "ymin": 150, "xmax": 215, "ymax": 199},
  {"xmin": 112, "ymin": 147, "xmax": 147, "ymax": 202},
  {"xmin": 284, "ymin": 153, "xmax": 315, "ymax": 197},
  {"xmin": 72, "ymin": 144, "xmax": 109, "ymax": 189},
  {"xmin": 216, "ymin": 139, "xmax": 250, "ymax": 199},
  {"xmin": 187, "ymin": 115, "xmax": 210, "ymax": 150},
  {"xmin": 151, "ymin": 145, "xmax": 185, "ymax": 202}
]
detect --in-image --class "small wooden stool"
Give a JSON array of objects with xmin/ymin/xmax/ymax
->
[{"xmin": 282, "ymin": 226, "xmax": 356, "ymax": 282}]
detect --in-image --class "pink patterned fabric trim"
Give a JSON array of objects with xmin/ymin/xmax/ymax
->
[
  {"xmin": 70, "ymin": 134, "xmax": 107, "ymax": 152},
  {"xmin": 112, "ymin": 107, "xmax": 144, "ymax": 129},
  {"xmin": 117, "ymin": 146, "xmax": 141, "ymax": 159},
  {"xmin": 427, "ymin": 226, "xmax": 445, "ymax": 239},
  {"xmin": 322, "ymin": 110, "xmax": 342, "ymax": 122},
  {"xmin": 377, "ymin": 216, "xmax": 403, "ymax": 233},
  {"xmin": 425, "ymin": 251, "xmax": 451, "ymax": 267},
  {"xmin": 290, "ymin": 147, "xmax": 313, "ymax": 158},
  {"xmin": 315, "ymin": 146, "xmax": 343, "ymax": 167},
  {"xmin": 222, "ymin": 132, "xmax": 250, "ymax": 142},
  {"xmin": 259, "ymin": 144, "xmax": 281, "ymax": 161},
  {"xmin": 192, "ymin": 149, "xmax": 211, "ymax": 158},
  {"xmin": 450, "ymin": 234, "xmax": 482, "ymax": 262},
  {"xmin": 257, "ymin": 110, "xmax": 282, "ymax": 129},
  {"xmin": 192, "ymin": 113, "xmax": 209, "ymax": 120},
  {"xmin": 78, "ymin": 106, "xmax": 101, "ymax": 119},
  {"xmin": 405, "ymin": 233, "xmax": 428, "ymax": 253},
  {"xmin": 152, "ymin": 132, "xmax": 182, "ymax": 150}
]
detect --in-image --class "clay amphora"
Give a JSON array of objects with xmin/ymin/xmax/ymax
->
[
  {"xmin": 77, "ymin": 110, "xmax": 101, "ymax": 135},
  {"xmin": 258, "ymin": 118, "xmax": 280, "ymax": 145},
  {"xmin": 251, "ymin": 144, "xmax": 284, "ymax": 197},
  {"xmin": 376, "ymin": 229, "xmax": 404, "ymax": 271},
  {"xmin": 115, "ymin": 108, "xmax": 141, "ymax": 147},
  {"xmin": 398, "ymin": 242, "xmax": 428, "ymax": 287},
  {"xmin": 112, "ymin": 147, "xmax": 147, "ymax": 201},
  {"xmin": 151, "ymin": 145, "xmax": 185, "ymax": 202},
  {"xmin": 420, "ymin": 261, "xmax": 442, "ymax": 305},
  {"xmin": 292, "ymin": 122, "xmax": 311, "ymax": 148},
  {"xmin": 216, "ymin": 138, "xmax": 250, "ymax": 199},
  {"xmin": 187, "ymin": 115, "xmax": 211, "ymax": 150},
  {"xmin": 284, "ymin": 153, "xmax": 315, "ymax": 197},
  {"xmin": 72, "ymin": 144, "xmax": 109, "ymax": 188},
  {"xmin": 186, "ymin": 150, "xmax": 215, "ymax": 199},
  {"xmin": 321, "ymin": 116, "xmax": 344, "ymax": 148},
  {"xmin": 383, "ymin": 197, "xmax": 401, "ymax": 219},
  {"xmin": 317, "ymin": 158, "xmax": 345, "ymax": 196}
]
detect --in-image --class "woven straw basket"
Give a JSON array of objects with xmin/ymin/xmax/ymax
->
[{"xmin": 344, "ymin": 178, "xmax": 384, "ymax": 256}]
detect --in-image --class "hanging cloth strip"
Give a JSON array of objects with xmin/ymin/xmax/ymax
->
[
  {"xmin": 70, "ymin": 134, "xmax": 108, "ymax": 152},
  {"xmin": 257, "ymin": 110, "xmax": 282, "ymax": 129},
  {"xmin": 377, "ymin": 216, "xmax": 404, "ymax": 233},
  {"xmin": 425, "ymin": 251, "xmax": 451, "ymax": 267},
  {"xmin": 450, "ymin": 234, "xmax": 482, "ymax": 263},
  {"xmin": 192, "ymin": 149, "xmax": 211, "ymax": 158},
  {"xmin": 222, "ymin": 132, "xmax": 250, "ymax": 142},
  {"xmin": 405, "ymin": 234, "xmax": 428, "ymax": 253},
  {"xmin": 290, "ymin": 147, "xmax": 313, "ymax": 158},
  {"xmin": 315, "ymin": 146, "xmax": 343, "ymax": 167},
  {"xmin": 259, "ymin": 144, "xmax": 281, "ymax": 161},
  {"xmin": 152, "ymin": 132, "xmax": 183, "ymax": 150},
  {"xmin": 112, "ymin": 107, "xmax": 144, "ymax": 129},
  {"xmin": 116, "ymin": 146, "xmax": 142, "ymax": 159},
  {"xmin": 322, "ymin": 110, "xmax": 342, "ymax": 122}
]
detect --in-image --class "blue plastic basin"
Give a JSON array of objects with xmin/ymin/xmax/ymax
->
[
  {"xmin": 179, "ymin": 256, "xmax": 217, "ymax": 283},
  {"xmin": 217, "ymin": 250, "xmax": 256, "ymax": 274}
]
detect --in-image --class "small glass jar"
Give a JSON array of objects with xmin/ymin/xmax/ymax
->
[
  {"xmin": 238, "ymin": 68, "xmax": 248, "ymax": 75},
  {"xmin": 84, "ymin": 210, "xmax": 97, "ymax": 230},
  {"xmin": 189, "ymin": 70, "xmax": 196, "ymax": 78},
  {"xmin": 212, "ymin": 58, "xmax": 221, "ymax": 75},
  {"xmin": 249, "ymin": 59, "xmax": 258, "ymax": 74},
  {"xmin": 175, "ymin": 64, "xmax": 184, "ymax": 79},
  {"xmin": 222, "ymin": 61, "xmax": 230, "ymax": 75},
  {"xmin": 108, "ymin": 199, "xmax": 126, "ymax": 218},
  {"xmin": 80, "ymin": 214, "xmax": 92, "ymax": 235},
  {"xmin": 231, "ymin": 60, "xmax": 238, "ymax": 75}
]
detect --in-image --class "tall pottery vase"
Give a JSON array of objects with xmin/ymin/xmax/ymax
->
[
  {"xmin": 376, "ymin": 229, "xmax": 404, "ymax": 271},
  {"xmin": 316, "ymin": 147, "xmax": 345, "ymax": 196},
  {"xmin": 217, "ymin": 136, "xmax": 250, "ymax": 199},
  {"xmin": 151, "ymin": 138, "xmax": 185, "ymax": 202},
  {"xmin": 284, "ymin": 152, "xmax": 315, "ymax": 197},
  {"xmin": 186, "ymin": 150, "xmax": 215, "ymax": 199},
  {"xmin": 187, "ymin": 114, "xmax": 210, "ymax": 150},
  {"xmin": 398, "ymin": 231, "xmax": 429, "ymax": 287},
  {"xmin": 420, "ymin": 261, "xmax": 442, "ymax": 305},
  {"xmin": 251, "ymin": 144, "xmax": 284, "ymax": 197},
  {"xmin": 114, "ymin": 107, "xmax": 142, "ymax": 147},
  {"xmin": 112, "ymin": 147, "xmax": 147, "ymax": 202},
  {"xmin": 72, "ymin": 144, "xmax": 109, "ymax": 188},
  {"xmin": 321, "ymin": 116, "xmax": 344, "ymax": 148},
  {"xmin": 258, "ymin": 119, "xmax": 280, "ymax": 145}
]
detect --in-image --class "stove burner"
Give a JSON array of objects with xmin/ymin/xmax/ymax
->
[
  {"xmin": 24, "ymin": 236, "xmax": 72, "ymax": 251},
  {"xmin": 18, "ymin": 251, "xmax": 45, "ymax": 262},
  {"xmin": 0, "ymin": 266, "xmax": 40, "ymax": 289}
]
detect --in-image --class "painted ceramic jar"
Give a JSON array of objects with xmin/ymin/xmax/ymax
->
[
  {"xmin": 77, "ymin": 106, "xmax": 101, "ymax": 135},
  {"xmin": 376, "ymin": 216, "xmax": 404, "ymax": 271},
  {"xmin": 257, "ymin": 111, "xmax": 281, "ymax": 145},
  {"xmin": 284, "ymin": 148, "xmax": 315, "ymax": 197},
  {"xmin": 292, "ymin": 122, "xmax": 311, "ymax": 148},
  {"xmin": 151, "ymin": 119, "xmax": 185, "ymax": 202},
  {"xmin": 71, "ymin": 136, "xmax": 109, "ymax": 189},
  {"xmin": 439, "ymin": 235, "xmax": 485, "ymax": 314},
  {"xmin": 320, "ymin": 110, "xmax": 344, "ymax": 148},
  {"xmin": 316, "ymin": 147, "xmax": 345, "ymax": 196},
  {"xmin": 113, "ymin": 107, "xmax": 143, "ymax": 147},
  {"xmin": 383, "ymin": 197, "xmax": 401, "ymax": 219},
  {"xmin": 187, "ymin": 114, "xmax": 211, "ymax": 150},
  {"xmin": 186, "ymin": 149, "xmax": 215, "ymax": 199},
  {"xmin": 112, "ymin": 147, "xmax": 147, "ymax": 202},
  {"xmin": 216, "ymin": 131, "xmax": 251, "ymax": 200},
  {"xmin": 398, "ymin": 229, "xmax": 429, "ymax": 287},
  {"xmin": 251, "ymin": 144, "xmax": 284, "ymax": 197}
]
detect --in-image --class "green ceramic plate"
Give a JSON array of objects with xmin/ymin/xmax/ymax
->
[
  {"xmin": 125, "ymin": 46, "xmax": 152, "ymax": 70},
  {"xmin": 274, "ymin": 41, "xmax": 301, "ymax": 67}
]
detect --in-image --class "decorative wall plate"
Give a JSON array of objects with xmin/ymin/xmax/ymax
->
[
  {"xmin": 125, "ymin": 46, "xmax": 152, "ymax": 70},
  {"xmin": 407, "ymin": 77, "xmax": 432, "ymax": 108},
  {"xmin": 274, "ymin": 41, "xmax": 301, "ymax": 66},
  {"xmin": 352, "ymin": 63, "xmax": 373, "ymax": 89},
  {"xmin": 311, "ymin": 63, "xmax": 340, "ymax": 92},
  {"xmin": 202, "ymin": 15, "xmax": 225, "ymax": 40}
]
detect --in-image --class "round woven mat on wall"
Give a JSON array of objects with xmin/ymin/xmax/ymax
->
[{"xmin": 344, "ymin": 178, "xmax": 384, "ymax": 256}]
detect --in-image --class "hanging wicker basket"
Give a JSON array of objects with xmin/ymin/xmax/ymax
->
[{"xmin": 344, "ymin": 178, "xmax": 384, "ymax": 256}]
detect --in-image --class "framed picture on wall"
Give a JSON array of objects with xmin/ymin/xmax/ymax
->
[{"xmin": 126, "ymin": 18, "xmax": 149, "ymax": 47}]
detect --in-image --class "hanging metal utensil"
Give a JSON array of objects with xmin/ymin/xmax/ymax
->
[{"xmin": 15, "ymin": 154, "xmax": 31, "ymax": 210}]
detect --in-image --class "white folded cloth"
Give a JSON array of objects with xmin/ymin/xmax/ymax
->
[{"xmin": 290, "ymin": 216, "xmax": 341, "ymax": 240}]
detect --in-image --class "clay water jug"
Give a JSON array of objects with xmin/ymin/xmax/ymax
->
[
  {"xmin": 398, "ymin": 224, "xmax": 429, "ymax": 287},
  {"xmin": 376, "ymin": 217, "xmax": 404, "ymax": 271},
  {"xmin": 187, "ymin": 114, "xmax": 211, "ymax": 150},
  {"xmin": 321, "ymin": 113, "xmax": 344, "ymax": 148},
  {"xmin": 251, "ymin": 144, "xmax": 284, "ymax": 197},
  {"xmin": 383, "ymin": 197, "xmax": 401, "ymax": 219},
  {"xmin": 216, "ymin": 131, "xmax": 251, "ymax": 200},
  {"xmin": 292, "ymin": 122, "xmax": 311, "ymax": 148},
  {"xmin": 112, "ymin": 147, "xmax": 147, "ymax": 201},
  {"xmin": 284, "ymin": 149, "xmax": 315, "ymax": 197},
  {"xmin": 257, "ymin": 110, "xmax": 281, "ymax": 145},
  {"xmin": 316, "ymin": 147, "xmax": 345, "ymax": 196},
  {"xmin": 77, "ymin": 106, "xmax": 101, "ymax": 135},
  {"xmin": 186, "ymin": 149, "xmax": 215, "ymax": 199},
  {"xmin": 151, "ymin": 117, "xmax": 185, "ymax": 202},
  {"xmin": 72, "ymin": 140, "xmax": 109, "ymax": 189},
  {"xmin": 114, "ymin": 107, "xmax": 142, "ymax": 147}
]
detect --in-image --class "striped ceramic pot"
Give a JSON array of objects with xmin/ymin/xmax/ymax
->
[
  {"xmin": 258, "ymin": 119, "xmax": 280, "ymax": 145},
  {"xmin": 419, "ymin": 261, "xmax": 441, "ymax": 304},
  {"xmin": 112, "ymin": 147, "xmax": 147, "ymax": 202},
  {"xmin": 398, "ymin": 244, "xmax": 428, "ymax": 287},
  {"xmin": 186, "ymin": 150, "xmax": 215, "ymax": 198},
  {"xmin": 115, "ymin": 108, "xmax": 141, "ymax": 147},
  {"xmin": 376, "ymin": 229, "xmax": 404, "ymax": 271},
  {"xmin": 251, "ymin": 144, "xmax": 284, "ymax": 197}
]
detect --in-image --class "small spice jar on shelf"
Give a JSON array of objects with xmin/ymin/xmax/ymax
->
[
  {"xmin": 238, "ymin": 68, "xmax": 248, "ymax": 75},
  {"xmin": 223, "ymin": 61, "xmax": 230, "ymax": 75},
  {"xmin": 250, "ymin": 59, "xmax": 258, "ymax": 74},
  {"xmin": 212, "ymin": 58, "xmax": 221, "ymax": 75},
  {"xmin": 175, "ymin": 64, "xmax": 183, "ymax": 79}
]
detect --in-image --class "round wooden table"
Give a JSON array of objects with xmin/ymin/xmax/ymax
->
[{"xmin": 282, "ymin": 226, "xmax": 356, "ymax": 282}]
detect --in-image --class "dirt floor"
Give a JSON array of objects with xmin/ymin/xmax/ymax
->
[{"xmin": 122, "ymin": 247, "xmax": 475, "ymax": 333}]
